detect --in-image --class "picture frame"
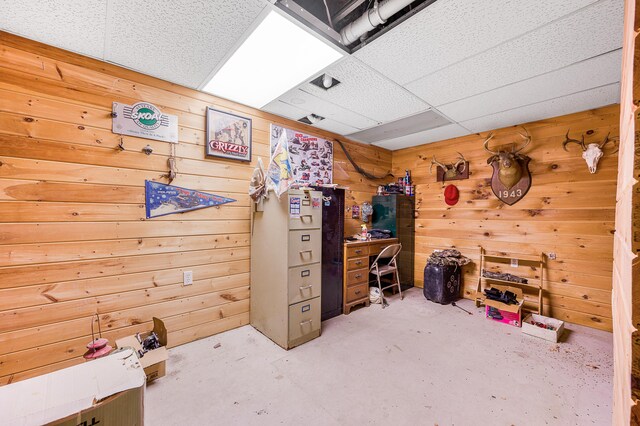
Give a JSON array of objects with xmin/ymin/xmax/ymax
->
[{"xmin": 205, "ymin": 107, "xmax": 252, "ymax": 162}]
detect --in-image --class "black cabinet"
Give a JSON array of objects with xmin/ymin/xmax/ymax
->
[
  {"xmin": 313, "ymin": 187, "xmax": 345, "ymax": 321},
  {"xmin": 372, "ymin": 195, "xmax": 415, "ymax": 287}
]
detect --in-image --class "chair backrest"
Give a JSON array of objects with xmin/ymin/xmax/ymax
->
[{"xmin": 371, "ymin": 244, "xmax": 402, "ymax": 270}]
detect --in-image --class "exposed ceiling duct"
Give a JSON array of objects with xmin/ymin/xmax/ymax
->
[{"xmin": 340, "ymin": 0, "xmax": 417, "ymax": 46}]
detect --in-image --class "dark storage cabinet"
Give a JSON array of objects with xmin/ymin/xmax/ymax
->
[
  {"xmin": 372, "ymin": 195, "xmax": 414, "ymax": 287},
  {"xmin": 423, "ymin": 264, "xmax": 461, "ymax": 305},
  {"xmin": 313, "ymin": 187, "xmax": 345, "ymax": 321}
]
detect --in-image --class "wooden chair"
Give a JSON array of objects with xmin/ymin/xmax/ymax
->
[{"xmin": 369, "ymin": 243, "xmax": 403, "ymax": 308}]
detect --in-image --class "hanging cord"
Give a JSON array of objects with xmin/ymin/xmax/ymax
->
[{"xmin": 334, "ymin": 138, "xmax": 394, "ymax": 180}]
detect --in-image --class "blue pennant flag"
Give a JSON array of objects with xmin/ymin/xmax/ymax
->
[{"xmin": 145, "ymin": 181, "xmax": 236, "ymax": 219}]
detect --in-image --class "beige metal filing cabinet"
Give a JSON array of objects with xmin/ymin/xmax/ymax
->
[{"xmin": 250, "ymin": 189, "xmax": 322, "ymax": 349}]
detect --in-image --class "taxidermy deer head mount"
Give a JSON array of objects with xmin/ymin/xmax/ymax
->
[
  {"xmin": 562, "ymin": 130, "xmax": 617, "ymax": 174},
  {"xmin": 484, "ymin": 130, "xmax": 531, "ymax": 190},
  {"xmin": 430, "ymin": 152, "xmax": 467, "ymax": 180}
]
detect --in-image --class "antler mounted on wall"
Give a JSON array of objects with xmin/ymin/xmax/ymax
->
[
  {"xmin": 562, "ymin": 130, "xmax": 617, "ymax": 174},
  {"xmin": 484, "ymin": 128, "xmax": 533, "ymax": 205},
  {"xmin": 429, "ymin": 152, "xmax": 469, "ymax": 182}
]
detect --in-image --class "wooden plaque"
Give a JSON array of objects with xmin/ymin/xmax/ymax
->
[{"xmin": 489, "ymin": 157, "xmax": 532, "ymax": 205}]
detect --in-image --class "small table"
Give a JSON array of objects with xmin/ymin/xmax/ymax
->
[{"xmin": 342, "ymin": 238, "xmax": 399, "ymax": 314}]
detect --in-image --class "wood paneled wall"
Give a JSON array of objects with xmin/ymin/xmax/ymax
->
[
  {"xmin": 0, "ymin": 32, "xmax": 391, "ymax": 384},
  {"xmin": 393, "ymin": 105, "xmax": 619, "ymax": 331}
]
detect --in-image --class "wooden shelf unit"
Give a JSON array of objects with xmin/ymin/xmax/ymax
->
[{"xmin": 475, "ymin": 247, "xmax": 545, "ymax": 315}]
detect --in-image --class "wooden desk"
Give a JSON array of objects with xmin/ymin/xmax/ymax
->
[{"xmin": 342, "ymin": 238, "xmax": 399, "ymax": 314}]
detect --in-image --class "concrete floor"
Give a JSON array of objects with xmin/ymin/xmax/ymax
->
[{"xmin": 146, "ymin": 289, "xmax": 613, "ymax": 425}]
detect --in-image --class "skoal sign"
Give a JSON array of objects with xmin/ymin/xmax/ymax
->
[{"xmin": 112, "ymin": 102, "xmax": 178, "ymax": 143}]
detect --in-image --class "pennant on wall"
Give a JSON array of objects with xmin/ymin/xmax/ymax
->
[{"xmin": 145, "ymin": 181, "xmax": 236, "ymax": 219}]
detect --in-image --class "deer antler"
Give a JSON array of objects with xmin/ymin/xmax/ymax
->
[
  {"xmin": 453, "ymin": 152, "xmax": 466, "ymax": 173},
  {"xmin": 562, "ymin": 130, "xmax": 587, "ymax": 151},
  {"xmin": 598, "ymin": 133, "xmax": 618, "ymax": 153},
  {"xmin": 430, "ymin": 156, "xmax": 449, "ymax": 174},
  {"xmin": 483, "ymin": 133, "xmax": 498, "ymax": 154},
  {"xmin": 512, "ymin": 128, "xmax": 531, "ymax": 154}
]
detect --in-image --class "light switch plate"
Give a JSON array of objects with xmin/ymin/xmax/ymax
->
[
  {"xmin": 183, "ymin": 271, "xmax": 193, "ymax": 286},
  {"xmin": 510, "ymin": 258, "xmax": 518, "ymax": 268}
]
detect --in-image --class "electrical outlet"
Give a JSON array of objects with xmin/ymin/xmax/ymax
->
[
  {"xmin": 548, "ymin": 252, "xmax": 557, "ymax": 260},
  {"xmin": 183, "ymin": 271, "xmax": 193, "ymax": 286}
]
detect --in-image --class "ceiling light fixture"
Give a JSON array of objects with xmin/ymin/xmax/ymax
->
[
  {"xmin": 298, "ymin": 113, "xmax": 325, "ymax": 125},
  {"xmin": 201, "ymin": 10, "xmax": 344, "ymax": 109},
  {"xmin": 309, "ymin": 73, "xmax": 341, "ymax": 91}
]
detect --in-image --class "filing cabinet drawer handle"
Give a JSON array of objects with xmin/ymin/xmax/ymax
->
[
  {"xmin": 355, "ymin": 260, "xmax": 363, "ymax": 265},
  {"xmin": 300, "ymin": 214, "xmax": 313, "ymax": 222},
  {"xmin": 355, "ymin": 290, "xmax": 361, "ymax": 295},
  {"xmin": 299, "ymin": 285, "xmax": 313, "ymax": 290},
  {"xmin": 300, "ymin": 319, "xmax": 313, "ymax": 326},
  {"xmin": 299, "ymin": 249, "xmax": 313, "ymax": 254},
  {"xmin": 354, "ymin": 274, "xmax": 362, "ymax": 279},
  {"xmin": 355, "ymin": 249, "xmax": 363, "ymax": 254}
]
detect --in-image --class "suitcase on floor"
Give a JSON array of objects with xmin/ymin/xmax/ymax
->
[{"xmin": 423, "ymin": 263, "xmax": 461, "ymax": 305}]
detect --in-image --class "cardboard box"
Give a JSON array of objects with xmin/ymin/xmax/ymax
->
[
  {"xmin": 522, "ymin": 313, "xmax": 565, "ymax": 342},
  {"xmin": 0, "ymin": 348, "xmax": 145, "ymax": 426},
  {"xmin": 480, "ymin": 284, "xmax": 524, "ymax": 327},
  {"xmin": 116, "ymin": 317, "xmax": 168, "ymax": 383}
]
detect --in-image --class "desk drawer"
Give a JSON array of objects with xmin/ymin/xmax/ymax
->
[
  {"xmin": 288, "ymin": 297, "xmax": 320, "ymax": 342},
  {"xmin": 347, "ymin": 256, "xmax": 368, "ymax": 271},
  {"xmin": 369, "ymin": 242, "xmax": 395, "ymax": 257},
  {"xmin": 345, "ymin": 283, "xmax": 368, "ymax": 303},
  {"xmin": 288, "ymin": 229, "xmax": 321, "ymax": 267},
  {"xmin": 346, "ymin": 245, "xmax": 368, "ymax": 258},
  {"xmin": 288, "ymin": 263, "xmax": 321, "ymax": 305},
  {"xmin": 346, "ymin": 268, "xmax": 368, "ymax": 286}
]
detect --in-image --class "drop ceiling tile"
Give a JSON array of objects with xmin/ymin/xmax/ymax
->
[
  {"xmin": 372, "ymin": 124, "xmax": 471, "ymax": 151},
  {"xmin": 407, "ymin": 0, "xmax": 623, "ymax": 106},
  {"xmin": 0, "ymin": 0, "xmax": 108, "ymax": 59},
  {"xmin": 460, "ymin": 83, "xmax": 620, "ymax": 134},
  {"xmin": 262, "ymin": 100, "xmax": 312, "ymax": 122},
  {"xmin": 300, "ymin": 57, "xmax": 430, "ymax": 123},
  {"xmin": 262, "ymin": 100, "xmax": 359, "ymax": 136},
  {"xmin": 313, "ymin": 119, "xmax": 360, "ymax": 136},
  {"xmin": 104, "ymin": 0, "xmax": 266, "ymax": 88},
  {"xmin": 355, "ymin": 0, "xmax": 598, "ymax": 85},
  {"xmin": 277, "ymin": 88, "xmax": 379, "ymax": 130},
  {"xmin": 439, "ymin": 50, "xmax": 622, "ymax": 122},
  {"xmin": 347, "ymin": 110, "xmax": 451, "ymax": 144}
]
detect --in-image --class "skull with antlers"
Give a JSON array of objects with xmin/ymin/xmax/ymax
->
[
  {"xmin": 562, "ymin": 130, "xmax": 617, "ymax": 174},
  {"xmin": 430, "ymin": 152, "xmax": 467, "ymax": 180},
  {"xmin": 484, "ymin": 130, "xmax": 531, "ymax": 190}
]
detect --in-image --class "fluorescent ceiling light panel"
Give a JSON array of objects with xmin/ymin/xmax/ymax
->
[{"xmin": 202, "ymin": 11, "xmax": 344, "ymax": 108}]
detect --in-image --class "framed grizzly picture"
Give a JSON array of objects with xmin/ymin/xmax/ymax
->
[{"xmin": 205, "ymin": 107, "xmax": 252, "ymax": 162}]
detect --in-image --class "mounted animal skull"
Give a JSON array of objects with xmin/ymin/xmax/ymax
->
[
  {"xmin": 562, "ymin": 130, "xmax": 617, "ymax": 173},
  {"xmin": 483, "ymin": 130, "xmax": 531, "ymax": 190},
  {"xmin": 430, "ymin": 152, "xmax": 466, "ymax": 180}
]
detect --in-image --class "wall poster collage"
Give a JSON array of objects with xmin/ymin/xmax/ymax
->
[{"xmin": 269, "ymin": 124, "xmax": 333, "ymax": 186}]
